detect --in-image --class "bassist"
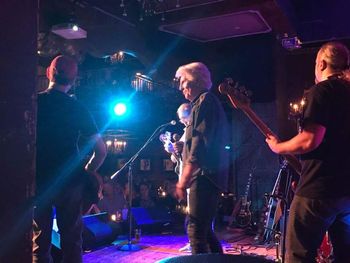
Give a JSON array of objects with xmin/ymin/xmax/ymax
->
[{"xmin": 266, "ymin": 42, "xmax": 350, "ymax": 262}]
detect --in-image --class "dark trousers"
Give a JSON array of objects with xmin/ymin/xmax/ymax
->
[
  {"xmin": 286, "ymin": 195, "xmax": 350, "ymax": 263},
  {"xmin": 33, "ymin": 185, "xmax": 83, "ymax": 263},
  {"xmin": 187, "ymin": 175, "xmax": 222, "ymax": 254}
]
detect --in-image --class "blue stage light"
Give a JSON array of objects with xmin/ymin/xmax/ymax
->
[{"xmin": 113, "ymin": 102, "xmax": 127, "ymax": 116}]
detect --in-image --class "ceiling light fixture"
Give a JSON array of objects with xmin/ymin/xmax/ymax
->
[
  {"xmin": 51, "ymin": 23, "xmax": 87, "ymax": 39},
  {"xmin": 119, "ymin": 0, "xmax": 182, "ymax": 22}
]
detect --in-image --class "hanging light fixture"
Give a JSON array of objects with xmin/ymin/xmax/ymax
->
[{"xmin": 119, "ymin": 0, "xmax": 181, "ymax": 22}]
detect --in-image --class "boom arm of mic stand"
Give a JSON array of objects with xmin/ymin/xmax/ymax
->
[{"xmin": 110, "ymin": 124, "xmax": 165, "ymax": 180}]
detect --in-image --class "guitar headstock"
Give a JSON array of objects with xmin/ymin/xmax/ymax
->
[
  {"xmin": 218, "ymin": 78, "xmax": 251, "ymax": 110},
  {"xmin": 159, "ymin": 131, "xmax": 172, "ymax": 145}
]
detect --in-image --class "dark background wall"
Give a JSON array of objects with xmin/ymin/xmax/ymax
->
[{"xmin": 0, "ymin": 1, "xmax": 37, "ymax": 262}]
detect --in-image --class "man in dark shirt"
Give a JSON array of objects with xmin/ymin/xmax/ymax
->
[
  {"xmin": 174, "ymin": 62, "xmax": 229, "ymax": 254},
  {"xmin": 266, "ymin": 42, "xmax": 350, "ymax": 262},
  {"xmin": 34, "ymin": 55, "xmax": 106, "ymax": 263}
]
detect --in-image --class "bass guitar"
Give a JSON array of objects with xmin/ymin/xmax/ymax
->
[
  {"xmin": 218, "ymin": 78, "xmax": 300, "ymax": 244},
  {"xmin": 218, "ymin": 78, "xmax": 301, "ymax": 175}
]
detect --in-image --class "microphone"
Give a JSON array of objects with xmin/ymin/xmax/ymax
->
[{"xmin": 159, "ymin": 120, "xmax": 176, "ymax": 128}]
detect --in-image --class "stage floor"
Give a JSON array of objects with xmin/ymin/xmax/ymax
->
[{"xmin": 82, "ymin": 227, "xmax": 277, "ymax": 263}]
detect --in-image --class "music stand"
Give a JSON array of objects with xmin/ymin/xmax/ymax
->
[{"xmin": 110, "ymin": 123, "xmax": 173, "ymax": 251}]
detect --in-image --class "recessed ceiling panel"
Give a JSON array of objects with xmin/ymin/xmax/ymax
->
[{"xmin": 159, "ymin": 10, "xmax": 272, "ymax": 42}]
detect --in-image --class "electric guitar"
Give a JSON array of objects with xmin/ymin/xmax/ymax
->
[
  {"xmin": 218, "ymin": 78, "xmax": 301, "ymax": 176},
  {"xmin": 235, "ymin": 168, "xmax": 254, "ymax": 228},
  {"xmin": 159, "ymin": 131, "xmax": 182, "ymax": 175}
]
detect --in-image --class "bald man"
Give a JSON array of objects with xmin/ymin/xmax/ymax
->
[
  {"xmin": 266, "ymin": 42, "xmax": 350, "ymax": 262},
  {"xmin": 34, "ymin": 55, "xmax": 106, "ymax": 263}
]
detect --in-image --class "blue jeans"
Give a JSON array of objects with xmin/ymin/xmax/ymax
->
[
  {"xmin": 286, "ymin": 195, "xmax": 350, "ymax": 263},
  {"xmin": 187, "ymin": 175, "xmax": 222, "ymax": 254},
  {"xmin": 33, "ymin": 184, "xmax": 83, "ymax": 263}
]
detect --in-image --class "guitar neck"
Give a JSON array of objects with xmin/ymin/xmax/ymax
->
[
  {"xmin": 226, "ymin": 94, "xmax": 301, "ymax": 175},
  {"xmin": 242, "ymin": 107, "xmax": 277, "ymax": 138}
]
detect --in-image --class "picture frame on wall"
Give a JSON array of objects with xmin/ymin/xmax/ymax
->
[{"xmin": 140, "ymin": 159, "xmax": 151, "ymax": 171}]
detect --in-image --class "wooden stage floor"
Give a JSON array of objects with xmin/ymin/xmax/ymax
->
[{"xmin": 82, "ymin": 227, "xmax": 277, "ymax": 263}]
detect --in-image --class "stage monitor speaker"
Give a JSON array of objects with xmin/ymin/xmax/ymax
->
[
  {"xmin": 156, "ymin": 254, "xmax": 274, "ymax": 263},
  {"xmin": 52, "ymin": 212, "xmax": 120, "ymax": 250},
  {"xmin": 82, "ymin": 212, "xmax": 119, "ymax": 249},
  {"xmin": 131, "ymin": 207, "xmax": 172, "ymax": 232}
]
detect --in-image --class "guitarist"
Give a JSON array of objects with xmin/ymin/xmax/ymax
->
[
  {"xmin": 34, "ymin": 55, "xmax": 107, "ymax": 262},
  {"xmin": 163, "ymin": 103, "xmax": 192, "ymax": 252},
  {"xmin": 266, "ymin": 42, "xmax": 350, "ymax": 262},
  {"xmin": 163, "ymin": 103, "xmax": 192, "ymax": 175}
]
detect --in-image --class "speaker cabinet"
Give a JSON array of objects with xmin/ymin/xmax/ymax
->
[
  {"xmin": 52, "ymin": 212, "xmax": 121, "ymax": 250},
  {"xmin": 131, "ymin": 207, "xmax": 173, "ymax": 233}
]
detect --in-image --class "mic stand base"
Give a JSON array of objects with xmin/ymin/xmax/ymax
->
[{"xmin": 117, "ymin": 165, "xmax": 143, "ymax": 252}]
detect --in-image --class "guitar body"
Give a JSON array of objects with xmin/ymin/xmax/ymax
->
[
  {"xmin": 235, "ymin": 199, "xmax": 252, "ymax": 228},
  {"xmin": 160, "ymin": 131, "xmax": 182, "ymax": 176},
  {"xmin": 316, "ymin": 233, "xmax": 333, "ymax": 263},
  {"xmin": 229, "ymin": 169, "xmax": 254, "ymax": 228}
]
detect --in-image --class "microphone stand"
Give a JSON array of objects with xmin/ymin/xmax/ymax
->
[{"xmin": 110, "ymin": 123, "xmax": 170, "ymax": 251}]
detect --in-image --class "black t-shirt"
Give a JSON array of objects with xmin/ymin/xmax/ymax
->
[
  {"xmin": 183, "ymin": 91, "xmax": 230, "ymax": 191},
  {"xmin": 36, "ymin": 89, "xmax": 98, "ymax": 193},
  {"xmin": 296, "ymin": 77, "xmax": 350, "ymax": 198}
]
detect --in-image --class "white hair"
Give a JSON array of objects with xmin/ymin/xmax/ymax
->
[{"xmin": 175, "ymin": 62, "xmax": 212, "ymax": 90}]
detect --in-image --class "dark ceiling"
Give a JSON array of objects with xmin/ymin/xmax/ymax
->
[
  {"xmin": 37, "ymin": 0, "xmax": 350, "ymax": 134},
  {"xmin": 39, "ymin": 0, "xmax": 350, "ymax": 70}
]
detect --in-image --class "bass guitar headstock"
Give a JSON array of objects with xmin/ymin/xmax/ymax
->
[{"xmin": 218, "ymin": 78, "xmax": 252, "ymax": 110}]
